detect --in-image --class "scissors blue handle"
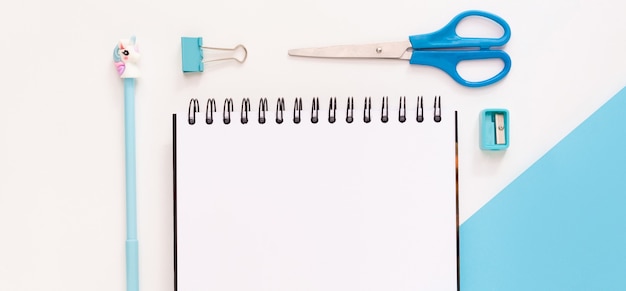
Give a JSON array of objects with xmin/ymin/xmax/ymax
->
[{"xmin": 408, "ymin": 10, "xmax": 511, "ymax": 87}]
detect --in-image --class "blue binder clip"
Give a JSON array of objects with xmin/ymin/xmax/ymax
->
[
  {"xmin": 480, "ymin": 109, "xmax": 509, "ymax": 150},
  {"xmin": 181, "ymin": 37, "xmax": 247, "ymax": 73}
]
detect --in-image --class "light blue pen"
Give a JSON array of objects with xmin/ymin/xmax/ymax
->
[{"xmin": 113, "ymin": 36, "xmax": 140, "ymax": 291}]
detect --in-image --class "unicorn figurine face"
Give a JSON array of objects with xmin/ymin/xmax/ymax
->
[{"xmin": 113, "ymin": 36, "xmax": 141, "ymax": 78}]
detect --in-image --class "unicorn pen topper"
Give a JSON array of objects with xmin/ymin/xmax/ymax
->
[
  {"xmin": 113, "ymin": 36, "xmax": 140, "ymax": 291},
  {"xmin": 114, "ymin": 36, "xmax": 141, "ymax": 78}
]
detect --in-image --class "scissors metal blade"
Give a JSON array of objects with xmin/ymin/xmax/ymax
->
[{"xmin": 288, "ymin": 41, "xmax": 413, "ymax": 60}]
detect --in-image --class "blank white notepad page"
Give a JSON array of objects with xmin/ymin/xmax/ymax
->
[{"xmin": 175, "ymin": 102, "xmax": 457, "ymax": 291}]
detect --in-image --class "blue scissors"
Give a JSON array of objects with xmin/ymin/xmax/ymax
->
[{"xmin": 288, "ymin": 10, "xmax": 511, "ymax": 88}]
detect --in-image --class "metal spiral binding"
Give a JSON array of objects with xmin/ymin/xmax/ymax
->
[
  {"xmin": 241, "ymin": 98, "xmax": 250, "ymax": 124},
  {"xmin": 364, "ymin": 97, "xmax": 371, "ymax": 123},
  {"xmin": 434, "ymin": 96, "xmax": 441, "ymax": 123},
  {"xmin": 346, "ymin": 97, "xmax": 354, "ymax": 123},
  {"xmin": 276, "ymin": 98, "xmax": 285, "ymax": 124},
  {"xmin": 416, "ymin": 96, "xmax": 424, "ymax": 123},
  {"xmin": 206, "ymin": 98, "xmax": 216, "ymax": 124},
  {"xmin": 223, "ymin": 98, "xmax": 233, "ymax": 124},
  {"xmin": 293, "ymin": 98, "xmax": 303, "ymax": 124},
  {"xmin": 259, "ymin": 98, "xmax": 268, "ymax": 124},
  {"xmin": 328, "ymin": 97, "xmax": 337, "ymax": 123},
  {"xmin": 311, "ymin": 97, "xmax": 319, "ymax": 124},
  {"xmin": 187, "ymin": 96, "xmax": 443, "ymax": 125},
  {"xmin": 399, "ymin": 96, "xmax": 406, "ymax": 123},
  {"xmin": 188, "ymin": 98, "xmax": 199, "ymax": 125},
  {"xmin": 381, "ymin": 96, "xmax": 389, "ymax": 123}
]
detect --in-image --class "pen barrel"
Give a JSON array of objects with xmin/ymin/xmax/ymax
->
[
  {"xmin": 124, "ymin": 78, "xmax": 138, "ymax": 239},
  {"xmin": 126, "ymin": 239, "xmax": 139, "ymax": 291},
  {"xmin": 124, "ymin": 78, "xmax": 139, "ymax": 291}
]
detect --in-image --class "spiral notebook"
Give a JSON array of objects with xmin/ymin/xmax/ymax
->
[{"xmin": 172, "ymin": 96, "xmax": 459, "ymax": 291}]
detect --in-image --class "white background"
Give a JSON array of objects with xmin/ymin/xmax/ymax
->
[{"xmin": 1, "ymin": 0, "xmax": 625, "ymax": 290}]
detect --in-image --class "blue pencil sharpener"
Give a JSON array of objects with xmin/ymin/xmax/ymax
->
[{"xmin": 480, "ymin": 109, "xmax": 509, "ymax": 150}]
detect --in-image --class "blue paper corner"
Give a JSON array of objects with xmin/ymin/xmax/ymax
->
[{"xmin": 460, "ymin": 86, "xmax": 626, "ymax": 290}]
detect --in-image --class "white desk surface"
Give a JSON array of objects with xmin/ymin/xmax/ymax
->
[{"xmin": 1, "ymin": 0, "xmax": 625, "ymax": 290}]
